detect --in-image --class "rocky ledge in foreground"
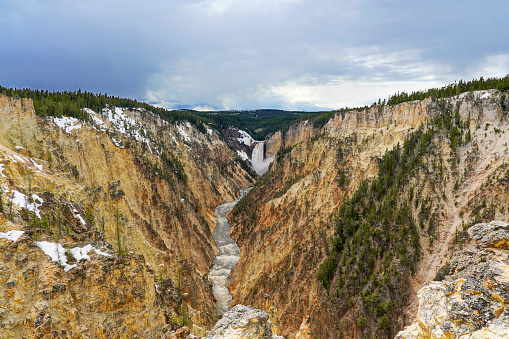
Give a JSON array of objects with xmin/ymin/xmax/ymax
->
[
  {"xmin": 204, "ymin": 305, "xmax": 283, "ymax": 339},
  {"xmin": 397, "ymin": 221, "xmax": 509, "ymax": 339},
  {"xmin": 163, "ymin": 305, "xmax": 282, "ymax": 339}
]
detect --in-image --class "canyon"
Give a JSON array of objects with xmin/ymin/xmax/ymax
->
[
  {"xmin": 229, "ymin": 90, "xmax": 509, "ymax": 338},
  {"xmin": 0, "ymin": 85, "xmax": 508, "ymax": 338}
]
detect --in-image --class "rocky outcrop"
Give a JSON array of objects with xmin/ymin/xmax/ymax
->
[
  {"xmin": 325, "ymin": 98, "xmax": 440, "ymax": 137},
  {"xmin": 0, "ymin": 94, "xmax": 42, "ymax": 151},
  {"xmin": 468, "ymin": 220, "xmax": 509, "ymax": 248},
  {"xmin": 264, "ymin": 131, "xmax": 283, "ymax": 159},
  {"xmin": 396, "ymin": 221, "xmax": 509, "ymax": 338},
  {"xmin": 204, "ymin": 305, "xmax": 283, "ymax": 339}
]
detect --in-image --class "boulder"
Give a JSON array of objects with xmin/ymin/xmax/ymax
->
[
  {"xmin": 205, "ymin": 305, "xmax": 283, "ymax": 339},
  {"xmin": 468, "ymin": 221, "xmax": 509, "ymax": 248}
]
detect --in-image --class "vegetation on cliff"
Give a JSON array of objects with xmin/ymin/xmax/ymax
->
[
  {"xmin": 0, "ymin": 85, "xmax": 329, "ymax": 140},
  {"xmin": 386, "ymin": 75, "xmax": 509, "ymax": 105},
  {"xmin": 315, "ymin": 98, "xmax": 504, "ymax": 337},
  {"xmin": 0, "ymin": 86, "xmax": 209, "ymax": 132}
]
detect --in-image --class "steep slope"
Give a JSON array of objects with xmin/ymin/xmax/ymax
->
[
  {"xmin": 0, "ymin": 93, "xmax": 255, "ymax": 337},
  {"xmin": 397, "ymin": 221, "xmax": 509, "ymax": 338},
  {"xmin": 228, "ymin": 90, "xmax": 509, "ymax": 338}
]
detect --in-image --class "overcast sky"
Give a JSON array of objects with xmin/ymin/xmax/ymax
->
[{"xmin": 1, "ymin": 0, "xmax": 508, "ymax": 111}]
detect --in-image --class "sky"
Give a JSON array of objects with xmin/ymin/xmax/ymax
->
[{"xmin": 1, "ymin": 0, "xmax": 508, "ymax": 111}]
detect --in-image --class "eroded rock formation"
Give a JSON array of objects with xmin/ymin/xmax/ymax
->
[{"xmin": 396, "ymin": 221, "xmax": 509, "ymax": 338}]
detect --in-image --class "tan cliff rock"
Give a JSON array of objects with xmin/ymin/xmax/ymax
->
[
  {"xmin": 0, "ymin": 95, "xmax": 42, "ymax": 151},
  {"xmin": 0, "ymin": 219, "xmax": 164, "ymax": 339},
  {"xmin": 229, "ymin": 91, "xmax": 509, "ymax": 338},
  {"xmin": 204, "ymin": 305, "xmax": 283, "ymax": 339},
  {"xmin": 396, "ymin": 221, "xmax": 509, "ymax": 339},
  {"xmin": 0, "ymin": 94, "xmax": 255, "ymax": 336}
]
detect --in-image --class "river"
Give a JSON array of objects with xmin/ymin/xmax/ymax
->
[{"xmin": 208, "ymin": 188, "xmax": 251, "ymax": 315}]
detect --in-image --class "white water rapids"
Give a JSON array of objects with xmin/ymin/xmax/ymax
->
[{"xmin": 208, "ymin": 188, "xmax": 251, "ymax": 315}]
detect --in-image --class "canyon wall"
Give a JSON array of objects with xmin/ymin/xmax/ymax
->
[
  {"xmin": 229, "ymin": 90, "xmax": 509, "ymax": 338},
  {"xmin": 0, "ymin": 94, "xmax": 255, "ymax": 337}
]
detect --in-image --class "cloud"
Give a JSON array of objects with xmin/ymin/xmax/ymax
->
[
  {"xmin": 192, "ymin": 105, "xmax": 216, "ymax": 111},
  {"xmin": 1, "ymin": 0, "xmax": 508, "ymax": 111},
  {"xmin": 467, "ymin": 54, "xmax": 509, "ymax": 79}
]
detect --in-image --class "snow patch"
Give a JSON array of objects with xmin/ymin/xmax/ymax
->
[
  {"xmin": 52, "ymin": 116, "xmax": 82, "ymax": 134},
  {"xmin": 15, "ymin": 146, "xmax": 26, "ymax": 150},
  {"xmin": 481, "ymin": 92, "xmax": 491, "ymax": 99},
  {"xmin": 31, "ymin": 159, "xmax": 43, "ymax": 173},
  {"xmin": 237, "ymin": 130, "xmax": 254, "ymax": 146},
  {"xmin": 76, "ymin": 214, "xmax": 86, "ymax": 225},
  {"xmin": 101, "ymin": 107, "xmax": 149, "ymax": 145},
  {"xmin": 0, "ymin": 230, "xmax": 24, "ymax": 241},
  {"xmin": 32, "ymin": 194, "xmax": 43, "ymax": 204},
  {"xmin": 236, "ymin": 150, "xmax": 249, "ymax": 161},
  {"xmin": 69, "ymin": 244, "xmax": 110, "ymax": 261},
  {"xmin": 35, "ymin": 241, "xmax": 77, "ymax": 272},
  {"xmin": 111, "ymin": 137, "xmax": 123, "ymax": 148},
  {"xmin": 170, "ymin": 133, "xmax": 180, "ymax": 146},
  {"xmin": 8, "ymin": 190, "xmax": 44, "ymax": 218},
  {"xmin": 11, "ymin": 154, "xmax": 26, "ymax": 164},
  {"xmin": 35, "ymin": 241, "xmax": 111, "ymax": 272},
  {"xmin": 176, "ymin": 123, "xmax": 191, "ymax": 142},
  {"xmin": 84, "ymin": 108, "xmax": 108, "ymax": 131}
]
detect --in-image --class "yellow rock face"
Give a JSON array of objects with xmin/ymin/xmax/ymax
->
[
  {"xmin": 0, "ymin": 94, "xmax": 254, "ymax": 336},
  {"xmin": 0, "ymin": 234, "xmax": 165, "ymax": 339},
  {"xmin": 229, "ymin": 91, "xmax": 509, "ymax": 338}
]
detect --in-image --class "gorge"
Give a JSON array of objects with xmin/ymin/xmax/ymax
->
[{"xmin": 0, "ymin": 77, "xmax": 509, "ymax": 338}]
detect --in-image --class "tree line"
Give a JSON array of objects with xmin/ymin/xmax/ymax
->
[{"xmin": 386, "ymin": 75, "xmax": 509, "ymax": 105}]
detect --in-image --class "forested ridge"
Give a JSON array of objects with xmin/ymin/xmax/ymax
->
[
  {"xmin": 2, "ymin": 75, "xmax": 507, "ymax": 141},
  {"xmin": 0, "ymin": 85, "xmax": 321, "ymax": 139},
  {"xmin": 0, "ymin": 86, "xmax": 209, "ymax": 132},
  {"xmin": 386, "ymin": 75, "xmax": 509, "ymax": 105}
]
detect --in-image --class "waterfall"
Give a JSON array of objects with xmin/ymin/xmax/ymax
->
[
  {"xmin": 251, "ymin": 141, "xmax": 274, "ymax": 176},
  {"xmin": 251, "ymin": 142, "xmax": 264, "ymax": 164}
]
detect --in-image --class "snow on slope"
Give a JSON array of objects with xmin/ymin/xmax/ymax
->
[
  {"xmin": 8, "ymin": 190, "xmax": 44, "ymax": 218},
  {"xmin": 0, "ymin": 230, "xmax": 24, "ymax": 241},
  {"xmin": 237, "ymin": 129, "xmax": 254, "ymax": 146},
  {"xmin": 35, "ymin": 241, "xmax": 111, "ymax": 272},
  {"xmin": 52, "ymin": 117, "xmax": 82, "ymax": 134}
]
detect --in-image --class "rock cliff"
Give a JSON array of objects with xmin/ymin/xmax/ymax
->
[
  {"xmin": 229, "ymin": 90, "xmax": 509, "ymax": 338},
  {"xmin": 0, "ymin": 224, "xmax": 164, "ymax": 338},
  {"xmin": 396, "ymin": 221, "xmax": 509, "ymax": 338},
  {"xmin": 204, "ymin": 305, "xmax": 283, "ymax": 339},
  {"xmin": 0, "ymin": 93, "xmax": 255, "ymax": 337},
  {"xmin": 2, "ymin": 87, "xmax": 509, "ymax": 338}
]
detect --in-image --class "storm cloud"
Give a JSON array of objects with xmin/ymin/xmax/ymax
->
[{"xmin": 1, "ymin": 0, "xmax": 508, "ymax": 110}]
